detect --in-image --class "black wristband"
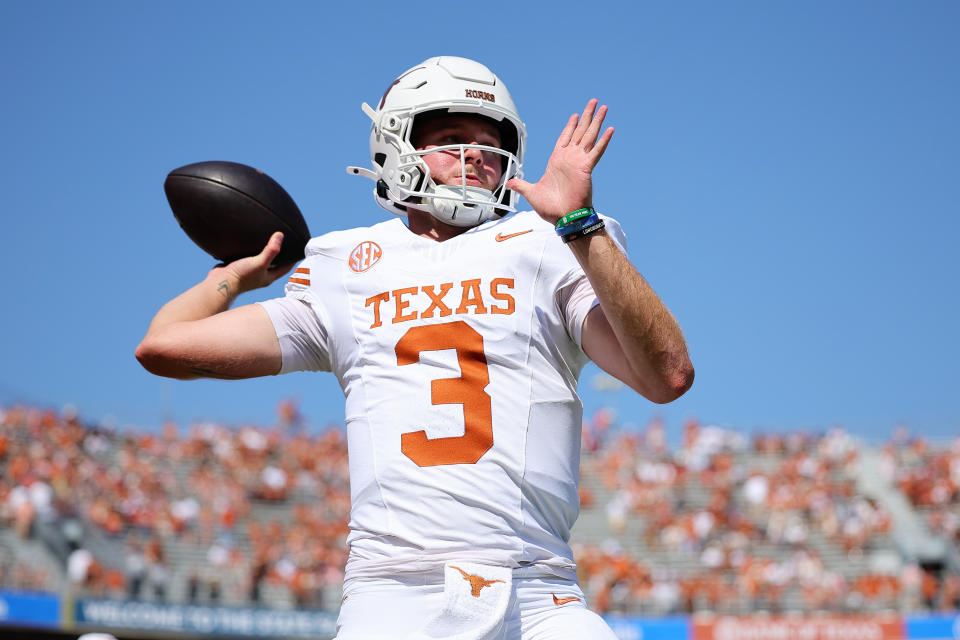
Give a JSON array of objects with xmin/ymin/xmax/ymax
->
[{"xmin": 561, "ymin": 219, "xmax": 605, "ymax": 243}]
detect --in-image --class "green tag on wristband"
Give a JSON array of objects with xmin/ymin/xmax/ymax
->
[{"xmin": 556, "ymin": 207, "xmax": 594, "ymax": 228}]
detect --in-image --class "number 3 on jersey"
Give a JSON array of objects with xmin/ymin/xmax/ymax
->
[{"xmin": 395, "ymin": 321, "xmax": 493, "ymax": 466}]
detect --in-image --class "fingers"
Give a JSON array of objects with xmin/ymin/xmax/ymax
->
[
  {"xmin": 505, "ymin": 177, "xmax": 531, "ymax": 197},
  {"xmin": 261, "ymin": 231, "xmax": 297, "ymax": 280},
  {"xmin": 581, "ymin": 104, "xmax": 608, "ymax": 149},
  {"xmin": 555, "ymin": 113, "xmax": 580, "ymax": 150},
  {"xmin": 571, "ymin": 99, "xmax": 599, "ymax": 146},
  {"xmin": 591, "ymin": 126, "xmax": 615, "ymax": 162},
  {"xmin": 557, "ymin": 99, "xmax": 610, "ymax": 153},
  {"xmin": 258, "ymin": 231, "xmax": 284, "ymax": 267}
]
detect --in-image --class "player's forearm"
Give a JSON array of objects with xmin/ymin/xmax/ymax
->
[
  {"xmin": 137, "ymin": 234, "xmax": 290, "ymax": 380},
  {"xmin": 145, "ymin": 270, "xmax": 241, "ymax": 334},
  {"xmin": 136, "ymin": 270, "xmax": 242, "ymax": 379},
  {"xmin": 568, "ymin": 230, "xmax": 694, "ymax": 400}
]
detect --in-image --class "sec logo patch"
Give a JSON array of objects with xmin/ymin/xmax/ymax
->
[{"xmin": 349, "ymin": 241, "xmax": 382, "ymax": 273}]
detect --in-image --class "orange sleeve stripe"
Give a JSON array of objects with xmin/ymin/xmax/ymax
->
[
  {"xmin": 294, "ymin": 267, "xmax": 310, "ymax": 274},
  {"xmin": 288, "ymin": 277, "xmax": 311, "ymax": 285}
]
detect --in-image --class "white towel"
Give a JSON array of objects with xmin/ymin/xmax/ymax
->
[{"xmin": 408, "ymin": 561, "xmax": 512, "ymax": 640}]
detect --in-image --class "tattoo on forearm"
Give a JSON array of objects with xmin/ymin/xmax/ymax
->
[
  {"xmin": 217, "ymin": 280, "xmax": 231, "ymax": 299},
  {"xmin": 190, "ymin": 367, "xmax": 244, "ymax": 380}
]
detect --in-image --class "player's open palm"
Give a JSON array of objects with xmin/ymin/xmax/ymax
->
[{"xmin": 507, "ymin": 99, "xmax": 614, "ymax": 224}]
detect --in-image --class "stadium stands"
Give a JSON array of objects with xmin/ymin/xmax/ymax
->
[{"xmin": 1, "ymin": 403, "xmax": 957, "ymax": 615}]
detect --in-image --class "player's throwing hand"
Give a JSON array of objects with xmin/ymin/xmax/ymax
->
[
  {"xmin": 506, "ymin": 99, "xmax": 614, "ymax": 224},
  {"xmin": 213, "ymin": 231, "xmax": 296, "ymax": 299}
]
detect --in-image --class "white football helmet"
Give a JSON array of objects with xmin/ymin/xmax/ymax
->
[{"xmin": 347, "ymin": 56, "xmax": 526, "ymax": 227}]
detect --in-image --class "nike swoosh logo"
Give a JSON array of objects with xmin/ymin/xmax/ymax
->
[
  {"xmin": 495, "ymin": 229, "xmax": 533, "ymax": 242},
  {"xmin": 552, "ymin": 594, "xmax": 581, "ymax": 606}
]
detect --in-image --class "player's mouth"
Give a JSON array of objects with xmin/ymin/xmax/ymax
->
[{"xmin": 459, "ymin": 174, "xmax": 485, "ymax": 187}]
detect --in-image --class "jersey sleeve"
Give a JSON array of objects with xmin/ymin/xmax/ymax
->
[
  {"xmin": 557, "ymin": 215, "xmax": 628, "ymax": 347},
  {"xmin": 257, "ymin": 265, "xmax": 333, "ymax": 373}
]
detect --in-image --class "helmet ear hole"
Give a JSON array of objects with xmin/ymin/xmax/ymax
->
[{"xmin": 374, "ymin": 153, "xmax": 386, "ymax": 168}]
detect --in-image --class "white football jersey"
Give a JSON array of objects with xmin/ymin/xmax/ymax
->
[{"xmin": 259, "ymin": 211, "xmax": 626, "ymax": 583}]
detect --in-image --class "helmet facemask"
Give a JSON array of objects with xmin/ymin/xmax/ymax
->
[
  {"xmin": 348, "ymin": 57, "xmax": 527, "ymax": 228},
  {"xmin": 394, "ymin": 120, "xmax": 522, "ymax": 227}
]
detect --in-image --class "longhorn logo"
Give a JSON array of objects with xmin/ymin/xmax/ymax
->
[
  {"xmin": 552, "ymin": 593, "xmax": 581, "ymax": 606},
  {"xmin": 450, "ymin": 565, "xmax": 505, "ymax": 598}
]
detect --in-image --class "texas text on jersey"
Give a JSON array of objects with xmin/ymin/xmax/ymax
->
[{"xmin": 260, "ymin": 211, "xmax": 627, "ymax": 583}]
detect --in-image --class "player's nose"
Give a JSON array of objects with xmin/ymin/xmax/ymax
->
[{"xmin": 463, "ymin": 144, "xmax": 484, "ymax": 164}]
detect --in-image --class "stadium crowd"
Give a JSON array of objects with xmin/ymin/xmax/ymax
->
[
  {"xmin": 573, "ymin": 414, "xmax": 960, "ymax": 614},
  {"xmin": 884, "ymin": 431, "xmax": 960, "ymax": 546},
  {"xmin": 0, "ymin": 403, "xmax": 957, "ymax": 615},
  {"xmin": 0, "ymin": 403, "xmax": 349, "ymax": 608}
]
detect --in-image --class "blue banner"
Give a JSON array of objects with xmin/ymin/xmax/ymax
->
[
  {"xmin": 76, "ymin": 599, "xmax": 338, "ymax": 637},
  {"xmin": 605, "ymin": 615, "xmax": 689, "ymax": 640},
  {"xmin": 906, "ymin": 613, "xmax": 959, "ymax": 639},
  {"xmin": 0, "ymin": 589, "xmax": 60, "ymax": 628},
  {"xmin": 63, "ymin": 599, "xmax": 960, "ymax": 640}
]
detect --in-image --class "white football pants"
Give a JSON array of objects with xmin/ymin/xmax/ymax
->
[{"xmin": 335, "ymin": 572, "xmax": 617, "ymax": 640}]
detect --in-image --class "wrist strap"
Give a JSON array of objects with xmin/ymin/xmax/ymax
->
[
  {"xmin": 561, "ymin": 219, "xmax": 605, "ymax": 243},
  {"xmin": 555, "ymin": 212, "xmax": 601, "ymax": 236},
  {"xmin": 556, "ymin": 207, "xmax": 594, "ymax": 229}
]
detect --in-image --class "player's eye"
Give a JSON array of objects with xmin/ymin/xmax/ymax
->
[{"xmin": 429, "ymin": 131, "xmax": 462, "ymax": 144}]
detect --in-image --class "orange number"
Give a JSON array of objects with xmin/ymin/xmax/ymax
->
[{"xmin": 395, "ymin": 321, "xmax": 493, "ymax": 466}]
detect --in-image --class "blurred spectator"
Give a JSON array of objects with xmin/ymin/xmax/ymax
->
[
  {"xmin": 2, "ymin": 402, "xmax": 958, "ymax": 615},
  {"xmin": 124, "ymin": 538, "xmax": 146, "ymax": 599},
  {"xmin": 276, "ymin": 398, "xmax": 303, "ymax": 431},
  {"xmin": 144, "ymin": 537, "xmax": 169, "ymax": 601},
  {"xmin": 67, "ymin": 544, "xmax": 98, "ymax": 590}
]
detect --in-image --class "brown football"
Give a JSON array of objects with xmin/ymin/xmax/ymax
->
[{"xmin": 164, "ymin": 161, "xmax": 310, "ymax": 265}]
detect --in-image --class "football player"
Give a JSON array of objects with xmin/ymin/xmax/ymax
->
[{"xmin": 137, "ymin": 56, "xmax": 693, "ymax": 639}]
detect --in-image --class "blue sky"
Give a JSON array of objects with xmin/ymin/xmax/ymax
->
[{"xmin": 1, "ymin": 1, "xmax": 957, "ymax": 442}]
